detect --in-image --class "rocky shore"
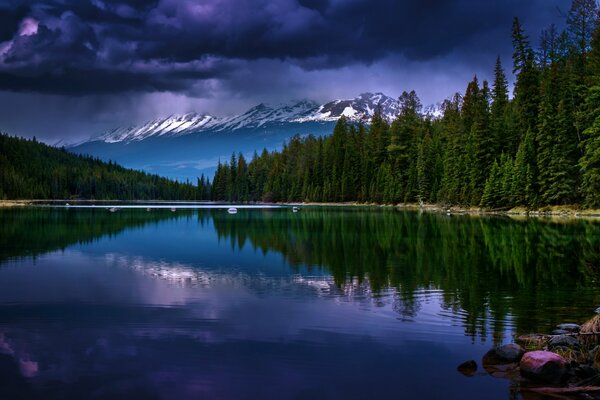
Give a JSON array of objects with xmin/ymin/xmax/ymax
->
[{"xmin": 458, "ymin": 316, "xmax": 600, "ymax": 398}]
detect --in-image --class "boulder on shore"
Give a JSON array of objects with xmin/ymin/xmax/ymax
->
[
  {"xmin": 547, "ymin": 335, "xmax": 580, "ymax": 350},
  {"xmin": 483, "ymin": 343, "xmax": 525, "ymax": 365},
  {"xmin": 520, "ymin": 351, "xmax": 568, "ymax": 384}
]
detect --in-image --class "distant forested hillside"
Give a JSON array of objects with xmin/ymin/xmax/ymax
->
[
  {"xmin": 212, "ymin": 0, "xmax": 600, "ymax": 209},
  {"xmin": 0, "ymin": 134, "xmax": 211, "ymax": 200}
]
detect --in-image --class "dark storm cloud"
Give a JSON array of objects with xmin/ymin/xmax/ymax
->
[
  {"xmin": 0, "ymin": 0, "xmax": 568, "ymax": 96},
  {"xmin": 0, "ymin": 4, "xmax": 31, "ymax": 42}
]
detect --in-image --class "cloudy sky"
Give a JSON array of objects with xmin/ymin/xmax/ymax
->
[{"xmin": 0, "ymin": 0, "xmax": 570, "ymax": 143}]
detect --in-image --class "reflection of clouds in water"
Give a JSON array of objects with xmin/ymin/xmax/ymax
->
[
  {"xmin": 105, "ymin": 252, "xmax": 441, "ymax": 325},
  {"xmin": 0, "ymin": 252, "xmax": 480, "ymax": 399},
  {"xmin": 0, "ymin": 332, "xmax": 38, "ymax": 378},
  {"xmin": 0, "ymin": 333, "xmax": 13, "ymax": 355},
  {"xmin": 106, "ymin": 252, "xmax": 378, "ymax": 299},
  {"xmin": 19, "ymin": 359, "xmax": 38, "ymax": 378},
  {"xmin": 105, "ymin": 252, "xmax": 252, "ymax": 288}
]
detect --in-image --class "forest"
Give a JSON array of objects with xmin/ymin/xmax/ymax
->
[
  {"xmin": 0, "ymin": 134, "xmax": 209, "ymax": 200},
  {"xmin": 212, "ymin": 0, "xmax": 600, "ymax": 209}
]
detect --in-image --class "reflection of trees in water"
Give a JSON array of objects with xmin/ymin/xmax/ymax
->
[
  {"xmin": 0, "ymin": 208, "xmax": 189, "ymax": 263},
  {"xmin": 210, "ymin": 209, "xmax": 600, "ymax": 339},
  {"xmin": 2, "ymin": 207, "xmax": 599, "ymax": 341}
]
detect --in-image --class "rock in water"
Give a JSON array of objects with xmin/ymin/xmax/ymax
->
[
  {"xmin": 483, "ymin": 343, "xmax": 525, "ymax": 365},
  {"xmin": 457, "ymin": 360, "xmax": 477, "ymax": 377},
  {"xmin": 548, "ymin": 335, "xmax": 581, "ymax": 350},
  {"xmin": 520, "ymin": 351, "xmax": 567, "ymax": 383},
  {"xmin": 556, "ymin": 323, "xmax": 580, "ymax": 333}
]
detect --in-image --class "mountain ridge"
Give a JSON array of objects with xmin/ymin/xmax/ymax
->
[
  {"xmin": 81, "ymin": 92, "xmax": 443, "ymax": 146},
  {"xmin": 69, "ymin": 92, "xmax": 443, "ymax": 181}
]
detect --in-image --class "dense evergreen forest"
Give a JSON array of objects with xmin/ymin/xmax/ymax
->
[
  {"xmin": 0, "ymin": 134, "xmax": 210, "ymax": 200},
  {"xmin": 212, "ymin": 0, "xmax": 600, "ymax": 209}
]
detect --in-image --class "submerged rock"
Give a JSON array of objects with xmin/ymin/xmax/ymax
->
[
  {"xmin": 457, "ymin": 360, "xmax": 477, "ymax": 377},
  {"xmin": 548, "ymin": 335, "xmax": 580, "ymax": 350},
  {"xmin": 520, "ymin": 351, "xmax": 568, "ymax": 383},
  {"xmin": 483, "ymin": 343, "xmax": 525, "ymax": 365}
]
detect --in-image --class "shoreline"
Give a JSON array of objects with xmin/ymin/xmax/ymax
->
[
  {"xmin": 285, "ymin": 201, "xmax": 600, "ymax": 219},
  {"xmin": 2, "ymin": 199, "xmax": 600, "ymax": 219}
]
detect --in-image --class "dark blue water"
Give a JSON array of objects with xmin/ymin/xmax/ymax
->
[{"xmin": 1, "ymin": 206, "xmax": 599, "ymax": 399}]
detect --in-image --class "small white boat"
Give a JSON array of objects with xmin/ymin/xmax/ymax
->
[
  {"xmin": 146, "ymin": 208, "xmax": 151, "ymax": 212},
  {"xmin": 65, "ymin": 202, "xmax": 70, "ymax": 207},
  {"xmin": 109, "ymin": 207, "xmax": 118, "ymax": 213},
  {"xmin": 170, "ymin": 207, "xmax": 177, "ymax": 212},
  {"xmin": 292, "ymin": 206, "xmax": 300, "ymax": 213},
  {"xmin": 227, "ymin": 207, "xmax": 238, "ymax": 214}
]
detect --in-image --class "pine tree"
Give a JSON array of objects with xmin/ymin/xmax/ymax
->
[
  {"xmin": 481, "ymin": 160, "xmax": 502, "ymax": 208},
  {"xmin": 512, "ymin": 17, "xmax": 541, "ymax": 134},
  {"xmin": 567, "ymin": 0, "xmax": 598, "ymax": 76},
  {"xmin": 388, "ymin": 90, "xmax": 422, "ymax": 201},
  {"xmin": 579, "ymin": 14, "xmax": 600, "ymax": 207},
  {"xmin": 491, "ymin": 57, "xmax": 511, "ymax": 154},
  {"xmin": 580, "ymin": 85, "xmax": 600, "ymax": 207},
  {"xmin": 512, "ymin": 129, "xmax": 537, "ymax": 207}
]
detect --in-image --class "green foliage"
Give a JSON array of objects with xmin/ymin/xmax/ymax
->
[
  {"xmin": 0, "ymin": 134, "xmax": 201, "ymax": 200},
  {"xmin": 580, "ymin": 86, "xmax": 600, "ymax": 207},
  {"xmin": 209, "ymin": 1, "xmax": 596, "ymax": 210}
]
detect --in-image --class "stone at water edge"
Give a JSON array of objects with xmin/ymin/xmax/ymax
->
[
  {"xmin": 483, "ymin": 343, "xmax": 525, "ymax": 365},
  {"xmin": 574, "ymin": 364, "xmax": 599, "ymax": 379},
  {"xmin": 520, "ymin": 351, "xmax": 568, "ymax": 384},
  {"xmin": 547, "ymin": 335, "xmax": 581, "ymax": 350},
  {"xmin": 457, "ymin": 360, "xmax": 477, "ymax": 377},
  {"xmin": 556, "ymin": 323, "xmax": 580, "ymax": 333}
]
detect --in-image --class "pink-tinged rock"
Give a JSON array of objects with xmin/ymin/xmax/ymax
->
[{"xmin": 520, "ymin": 351, "xmax": 567, "ymax": 383}]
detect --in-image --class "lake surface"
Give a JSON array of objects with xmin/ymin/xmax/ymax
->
[{"xmin": 1, "ymin": 206, "xmax": 599, "ymax": 400}]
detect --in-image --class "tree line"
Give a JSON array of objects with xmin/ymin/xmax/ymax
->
[
  {"xmin": 0, "ymin": 134, "xmax": 210, "ymax": 200},
  {"xmin": 212, "ymin": 0, "xmax": 600, "ymax": 209}
]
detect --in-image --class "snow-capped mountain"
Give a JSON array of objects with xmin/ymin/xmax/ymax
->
[
  {"xmin": 91, "ymin": 93, "xmax": 401, "ymax": 144},
  {"xmin": 422, "ymin": 102, "xmax": 444, "ymax": 119},
  {"xmin": 69, "ymin": 92, "xmax": 443, "ymax": 182},
  {"xmin": 99, "ymin": 113, "xmax": 218, "ymax": 143},
  {"xmin": 293, "ymin": 92, "xmax": 400, "ymax": 123}
]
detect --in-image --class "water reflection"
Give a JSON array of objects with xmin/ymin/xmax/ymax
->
[
  {"xmin": 210, "ymin": 208, "xmax": 600, "ymax": 338},
  {"xmin": 0, "ymin": 207, "xmax": 189, "ymax": 263},
  {"xmin": 0, "ymin": 207, "xmax": 599, "ymax": 399}
]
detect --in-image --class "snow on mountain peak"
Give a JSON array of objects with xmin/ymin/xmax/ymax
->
[
  {"xmin": 293, "ymin": 92, "xmax": 400, "ymax": 123},
  {"xmin": 90, "ymin": 94, "xmax": 444, "ymax": 144},
  {"xmin": 99, "ymin": 112, "xmax": 217, "ymax": 143}
]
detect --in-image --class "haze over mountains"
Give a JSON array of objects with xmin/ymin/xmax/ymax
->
[{"xmin": 70, "ymin": 93, "xmax": 441, "ymax": 181}]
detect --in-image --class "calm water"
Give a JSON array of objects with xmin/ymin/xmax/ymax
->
[{"xmin": 1, "ymin": 206, "xmax": 599, "ymax": 400}]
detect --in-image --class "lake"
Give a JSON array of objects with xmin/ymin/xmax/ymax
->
[{"xmin": 0, "ymin": 206, "xmax": 599, "ymax": 399}]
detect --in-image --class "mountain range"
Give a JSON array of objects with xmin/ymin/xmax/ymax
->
[{"xmin": 70, "ymin": 93, "xmax": 442, "ymax": 181}]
